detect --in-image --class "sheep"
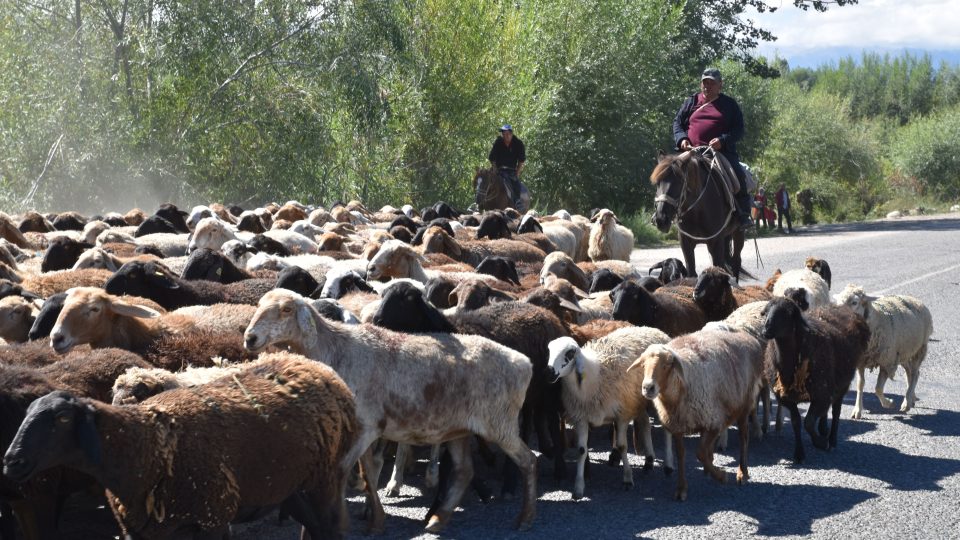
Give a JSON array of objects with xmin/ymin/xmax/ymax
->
[
  {"xmin": 587, "ymin": 209, "xmax": 633, "ymax": 262},
  {"xmin": 132, "ymin": 232, "xmax": 190, "ymax": 257},
  {"xmin": 0, "ymin": 295, "xmax": 43, "ymax": 343},
  {"xmin": 49, "ymin": 287, "xmax": 191, "ymax": 354},
  {"xmin": 447, "ymin": 279, "xmax": 516, "ymax": 312},
  {"xmin": 51, "ymin": 211, "xmax": 87, "ymax": 231},
  {"xmin": 473, "ymin": 256, "xmax": 520, "ymax": 285},
  {"xmin": 771, "ymin": 268, "xmax": 831, "ymax": 311},
  {"xmin": 104, "ymin": 260, "xmax": 274, "ymax": 309},
  {"xmin": 627, "ymin": 327, "xmax": 765, "ymax": 501},
  {"xmin": 546, "ymin": 326, "xmax": 673, "ymax": 499},
  {"xmin": 111, "ymin": 362, "xmax": 243, "ymax": 405},
  {"xmin": 833, "ymin": 284, "xmax": 933, "ymax": 418},
  {"xmin": 804, "ymin": 257, "xmax": 833, "ymax": 289},
  {"xmin": 244, "ymin": 289, "xmax": 539, "ymax": 533},
  {"xmin": 21, "ymin": 268, "xmax": 114, "ymax": 298},
  {"xmin": 134, "ymin": 215, "xmax": 180, "ymax": 237},
  {"xmin": 693, "ymin": 266, "xmax": 772, "ymax": 321},
  {"xmin": 0, "ymin": 213, "xmax": 33, "ymax": 249},
  {"xmin": 0, "ymin": 348, "xmax": 148, "ymax": 539},
  {"xmin": 539, "ymin": 251, "xmax": 641, "ymax": 290},
  {"xmin": 515, "ymin": 215, "xmax": 579, "ymax": 259},
  {"xmin": 760, "ymin": 297, "xmax": 871, "ymax": 463},
  {"xmin": 18, "ymin": 210, "xmax": 55, "ymax": 233},
  {"xmin": 179, "ymin": 247, "xmax": 259, "ymax": 283},
  {"xmin": 649, "ymin": 257, "xmax": 689, "ymax": 284},
  {"xmin": 611, "ymin": 280, "xmax": 707, "ymax": 336},
  {"xmin": 4, "ymin": 352, "xmax": 359, "ymax": 539},
  {"xmin": 365, "ymin": 240, "xmax": 517, "ymax": 292},
  {"xmin": 422, "ymin": 226, "xmax": 546, "ymax": 266},
  {"xmin": 587, "ymin": 268, "xmax": 624, "ymax": 293},
  {"xmin": 41, "ymin": 236, "xmax": 93, "ymax": 272}
]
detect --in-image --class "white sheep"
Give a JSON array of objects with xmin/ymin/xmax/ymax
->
[
  {"xmin": 772, "ymin": 268, "xmax": 831, "ymax": 310},
  {"xmin": 628, "ymin": 328, "xmax": 764, "ymax": 501},
  {"xmin": 587, "ymin": 209, "xmax": 634, "ymax": 262},
  {"xmin": 111, "ymin": 362, "xmax": 242, "ymax": 405},
  {"xmin": 243, "ymin": 289, "xmax": 538, "ymax": 533},
  {"xmin": 834, "ymin": 284, "xmax": 933, "ymax": 418},
  {"xmin": 547, "ymin": 326, "xmax": 672, "ymax": 500}
]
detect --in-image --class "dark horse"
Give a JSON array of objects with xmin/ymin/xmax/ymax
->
[
  {"xmin": 473, "ymin": 168, "xmax": 530, "ymax": 212},
  {"xmin": 650, "ymin": 150, "xmax": 749, "ymax": 281}
]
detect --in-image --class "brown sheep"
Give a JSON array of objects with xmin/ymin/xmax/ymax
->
[
  {"xmin": 0, "ymin": 213, "xmax": 34, "ymax": 249},
  {"xmin": 123, "ymin": 208, "xmax": 146, "ymax": 226},
  {"xmin": 4, "ymin": 352, "xmax": 360, "ymax": 540},
  {"xmin": 17, "ymin": 211, "xmax": 54, "ymax": 233},
  {"xmin": 21, "ymin": 268, "xmax": 114, "ymax": 298},
  {"xmin": 421, "ymin": 226, "xmax": 547, "ymax": 266}
]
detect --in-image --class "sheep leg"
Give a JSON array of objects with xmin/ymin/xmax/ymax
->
[
  {"xmin": 697, "ymin": 429, "xmax": 726, "ymax": 484},
  {"xmin": 760, "ymin": 385, "xmax": 771, "ymax": 436},
  {"xmin": 384, "ymin": 443, "xmax": 410, "ymax": 496},
  {"xmin": 901, "ymin": 364, "xmax": 921, "ymax": 413},
  {"xmin": 829, "ymin": 395, "xmax": 844, "ymax": 449},
  {"xmin": 615, "ymin": 418, "xmax": 634, "ymax": 490},
  {"xmin": 367, "ymin": 438, "xmax": 388, "ymax": 489},
  {"xmin": 424, "ymin": 444, "xmax": 441, "ymax": 488},
  {"xmin": 736, "ymin": 414, "xmax": 750, "ymax": 485},
  {"xmin": 425, "ymin": 437, "xmax": 474, "ymax": 534},
  {"xmin": 661, "ymin": 426, "xmax": 676, "ymax": 475},
  {"xmin": 851, "ymin": 367, "xmax": 867, "ymax": 419},
  {"xmin": 715, "ymin": 428, "xmax": 728, "ymax": 452},
  {"xmin": 804, "ymin": 403, "xmax": 830, "ymax": 451},
  {"xmin": 875, "ymin": 368, "xmax": 894, "ymax": 409},
  {"xmin": 634, "ymin": 414, "xmax": 656, "ymax": 472},
  {"xmin": 673, "ymin": 432, "xmax": 687, "ymax": 501},
  {"xmin": 546, "ymin": 407, "xmax": 567, "ymax": 481},
  {"xmin": 785, "ymin": 401, "xmax": 805, "ymax": 464},
  {"xmin": 608, "ymin": 424, "xmax": 622, "ymax": 466},
  {"xmin": 497, "ymin": 434, "xmax": 538, "ymax": 530},
  {"xmin": 340, "ymin": 430, "xmax": 386, "ymax": 534},
  {"xmin": 775, "ymin": 396, "xmax": 785, "ymax": 433},
  {"xmin": 572, "ymin": 421, "xmax": 590, "ymax": 499}
]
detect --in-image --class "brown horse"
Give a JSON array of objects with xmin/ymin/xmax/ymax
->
[
  {"xmin": 473, "ymin": 168, "xmax": 530, "ymax": 212},
  {"xmin": 650, "ymin": 150, "xmax": 748, "ymax": 281}
]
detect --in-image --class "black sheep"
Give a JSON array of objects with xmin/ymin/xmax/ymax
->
[
  {"xmin": 28, "ymin": 292, "xmax": 67, "ymax": 341},
  {"xmin": 460, "ymin": 215, "xmax": 480, "ymax": 227},
  {"xmin": 388, "ymin": 215, "xmax": 419, "ymax": 234},
  {"xmin": 275, "ymin": 265, "xmax": 323, "ymax": 298},
  {"xmin": 41, "ymin": 237, "xmax": 93, "ymax": 272},
  {"xmin": 517, "ymin": 214, "xmax": 543, "ymax": 234},
  {"xmin": 104, "ymin": 260, "xmax": 272, "ymax": 309},
  {"xmin": 51, "ymin": 212, "xmax": 87, "ymax": 231},
  {"xmin": 588, "ymin": 268, "xmax": 624, "ymax": 293},
  {"xmin": 236, "ymin": 213, "xmax": 267, "ymax": 234},
  {"xmin": 693, "ymin": 266, "xmax": 773, "ymax": 322},
  {"xmin": 476, "ymin": 212, "xmax": 512, "ymax": 240},
  {"xmin": 475, "ymin": 256, "xmax": 520, "ymax": 285},
  {"xmin": 805, "ymin": 257, "xmax": 833, "ymax": 289},
  {"xmin": 0, "ymin": 280, "xmax": 41, "ymax": 301},
  {"xmin": 248, "ymin": 234, "xmax": 290, "ymax": 256},
  {"xmin": 152, "ymin": 203, "xmax": 190, "ymax": 233},
  {"xmin": 388, "ymin": 225, "xmax": 413, "ymax": 243},
  {"xmin": 649, "ymin": 257, "xmax": 689, "ymax": 284},
  {"xmin": 133, "ymin": 244, "xmax": 165, "ymax": 257},
  {"xmin": 611, "ymin": 280, "xmax": 706, "ymax": 336},
  {"xmin": 761, "ymin": 297, "xmax": 870, "ymax": 463},
  {"xmin": 180, "ymin": 248, "xmax": 254, "ymax": 283},
  {"xmin": 134, "ymin": 215, "xmax": 179, "ymax": 237},
  {"xmin": 411, "ymin": 218, "xmax": 456, "ymax": 246},
  {"xmin": 424, "ymin": 276, "xmax": 457, "ymax": 309}
]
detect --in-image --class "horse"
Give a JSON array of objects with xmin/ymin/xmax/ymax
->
[
  {"xmin": 473, "ymin": 167, "xmax": 530, "ymax": 212},
  {"xmin": 650, "ymin": 149, "xmax": 749, "ymax": 281}
]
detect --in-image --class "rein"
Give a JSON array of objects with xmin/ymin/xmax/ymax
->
[{"xmin": 654, "ymin": 146, "xmax": 735, "ymax": 242}]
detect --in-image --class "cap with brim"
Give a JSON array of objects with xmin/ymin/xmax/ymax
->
[
  {"xmin": 701, "ymin": 68, "xmax": 722, "ymax": 82},
  {"xmin": 500, "ymin": 124, "xmax": 513, "ymax": 132}
]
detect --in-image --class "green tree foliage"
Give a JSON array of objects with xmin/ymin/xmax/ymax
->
[{"xmin": 889, "ymin": 105, "xmax": 960, "ymax": 198}]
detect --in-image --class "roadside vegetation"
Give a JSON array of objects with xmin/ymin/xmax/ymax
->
[{"xmin": 1, "ymin": 1, "xmax": 957, "ymax": 230}]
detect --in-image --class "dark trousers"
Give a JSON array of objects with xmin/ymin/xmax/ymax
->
[
  {"xmin": 777, "ymin": 207, "xmax": 793, "ymax": 231},
  {"xmin": 498, "ymin": 169, "xmax": 523, "ymax": 209},
  {"xmin": 724, "ymin": 155, "xmax": 753, "ymax": 218}
]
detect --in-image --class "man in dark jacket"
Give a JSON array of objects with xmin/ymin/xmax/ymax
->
[
  {"xmin": 673, "ymin": 68, "xmax": 753, "ymax": 228},
  {"xmin": 488, "ymin": 124, "xmax": 526, "ymax": 211}
]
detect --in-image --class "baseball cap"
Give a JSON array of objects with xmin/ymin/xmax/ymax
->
[
  {"xmin": 701, "ymin": 68, "xmax": 722, "ymax": 82},
  {"xmin": 500, "ymin": 124, "xmax": 513, "ymax": 132}
]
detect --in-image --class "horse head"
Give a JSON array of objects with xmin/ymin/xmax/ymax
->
[{"xmin": 650, "ymin": 152, "xmax": 688, "ymax": 232}]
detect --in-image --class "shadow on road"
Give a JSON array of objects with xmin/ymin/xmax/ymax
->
[
  {"xmin": 798, "ymin": 216, "xmax": 960, "ymax": 237},
  {"xmin": 903, "ymin": 408, "xmax": 960, "ymax": 438}
]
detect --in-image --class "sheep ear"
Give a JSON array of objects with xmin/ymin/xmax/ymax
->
[
  {"xmin": 571, "ymin": 286, "xmax": 590, "ymax": 299},
  {"xmin": 489, "ymin": 289, "xmax": 515, "ymax": 303},
  {"xmin": 76, "ymin": 404, "xmax": 102, "ymax": 466},
  {"xmin": 667, "ymin": 350, "xmax": 683, "ymax": 378},
  {"xmin": 447, "ymin": 291, "xmax": 459, "ymax": 306},
  {"xmin": 558, "ymin": 297, "xmax": 583, "ymax": 313},
  {"xmin": 296, "ymin": 301, "xmax": 318, "ymax": 334},
  {"xmin": 109, "ymin": 301, "xmax": 161, "ymax": 319},
  {"xmin": 574, "ymin": 354, "xmax": 585, "ymax": 387},
  {"xmin": 727, "ymin": 274, "xmax": 738, "ymax": 287},
  {"xmin": 443, "ymin": 234, "xmax": 461, "ymax": 259}
]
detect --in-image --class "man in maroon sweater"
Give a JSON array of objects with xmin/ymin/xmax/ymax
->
[{"xmin": 673, "ymin": 68, "xmax": 753, "ymax": 228}]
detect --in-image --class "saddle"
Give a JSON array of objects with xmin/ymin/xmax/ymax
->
[{"xmin": 680, "ymin": 148, "xmax": 739, "ymax": 211}]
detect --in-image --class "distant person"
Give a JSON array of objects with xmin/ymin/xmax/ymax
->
[
  {"xmin": 754, "ymin": 187, "xmax": 770, "ymax": 229},
  {"xmin": 488, "ymin": 124, "xmax": 526, "ymax": 211},
  {"xmin": 775, "ymin": 183, "xmax": 794, "ymax": 233},
  {"xmin": 673, "ymin": 68, "xmax": 753, "ymax": 229}
]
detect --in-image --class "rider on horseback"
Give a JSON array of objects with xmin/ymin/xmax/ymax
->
[
  {"xmin": 486, "ymin": 124, "xmax": 526, "ymax": 211},
  {"xmin": 673, "ymin": 68, "xmax": 753, "ymax": 229}
]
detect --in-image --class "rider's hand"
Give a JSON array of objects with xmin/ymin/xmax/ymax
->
[
  {"xmin": 709, "ymin": 138, "xmax": 721, "ymax": 151},
  {"xmin": 680, "ymin": 140, "xmax": 692, "ymax": 151}
]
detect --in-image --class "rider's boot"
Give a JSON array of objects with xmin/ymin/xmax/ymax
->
[{"xmin": 736, "ymin": 191, "xmax": 753, "ymax": 229}]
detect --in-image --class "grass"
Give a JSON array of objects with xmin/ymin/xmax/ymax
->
[{"xmin": 621, "ymin": 209, "xmax": 676, "ymax": 247}]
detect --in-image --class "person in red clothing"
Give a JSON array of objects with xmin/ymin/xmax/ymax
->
[
  {"xmin": 775, "ymin": 183, "xmax": 795, "ymax": 233},
  {"xmin": 673, "ymin": 68, "xmax": 753, "ymax": 228},
  {"xmin": 753, "ymin": 187, "xmax": 770, "ymax": 229}
]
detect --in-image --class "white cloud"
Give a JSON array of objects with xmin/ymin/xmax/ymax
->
[{"xmin": 749, "ymin": 0, "xmax": 960, "ymax": 55}]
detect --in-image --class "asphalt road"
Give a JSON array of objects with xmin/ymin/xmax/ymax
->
[{"xmin": 69, "ymin": 214, "xmax": 960, "ymax": 540}]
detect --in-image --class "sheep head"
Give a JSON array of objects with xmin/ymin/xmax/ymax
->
[
  {"xmin": 630, "ymin": 344, "xmax": 683, "ymax": 401},
  {"xmin": 51, "ymin": 287, "xmax": 161, "ymax": 354},
  {"xmin": 112, "ymin": 367, "xmax": 174, "ymax": 405},
  {"xmin": 3, "ymin": 391, "xmax": 101, "ymax": 483},
  {"xmin": 245, "ymin": 289, "xmax": 316, "ymax": 354},
  {"xmin": 0, "ymin": 295, "xmax": 41, "ymax": 342},
  {"xmin": 760, "ymin": 296, "xmax": 807, "ymax": 342},
  {"xmin": 833, "ymin": 284, "xmax": 874, "ymax": 318},
  {"xmin": 611, "ymin": 281, "xmax": 657, "ymax": 326},
  {"xmin": 693, "ymin": 266, "xmax": 735, "ymax": 304},
  {"xmin": 421, "ymin": 226, "xmax": 461, "ymax": 259},
  {"xmin": 366, "ymin": 240, "xmax": 425, "ymax": 281},
  {"xmin": 546, "ymin": 336, "xmax": 586, "ymax": 386},
  {"xmin": 188, "ymin": 217, "xmax": 234, "ymax": 253},
  {"xmin": 72, "ymin": 247, "xmax": 121, "ymax": 272},
  {"xmin": 540, "ymin": 252, "xmax": 589, "ymax": 290}
]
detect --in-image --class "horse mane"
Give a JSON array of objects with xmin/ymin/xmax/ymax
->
[{"xmin": 650, "ymin": 152, "xmax": 704, "ymax": 194}]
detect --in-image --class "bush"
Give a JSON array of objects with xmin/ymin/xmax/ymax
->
[{"xmin": 889, "ymin": 105, "xmax": 960, "ymax": 198}]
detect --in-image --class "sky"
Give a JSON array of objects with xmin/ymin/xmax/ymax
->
[{"xmin": 748, "ymin": 0, "xmax": 960, "ymax": 69}]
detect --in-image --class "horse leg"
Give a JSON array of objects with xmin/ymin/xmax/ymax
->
[
  {"xmin": 680, "ymin": 237, "xmax": 697, "ymax": 277},
  {"xmin": 707, "ymin": 238, "xmax": 727, "ymax": 271},
  {"xmin": 731, "ymin": 230, "xmax": 745, "ymax": 281}
]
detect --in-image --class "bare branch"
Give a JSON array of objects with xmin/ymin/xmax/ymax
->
[{"xmin": 20, "ymin": 133, "xmax": 64, "ymax": 210}]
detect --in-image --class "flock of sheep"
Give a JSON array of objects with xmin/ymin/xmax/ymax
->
[{"xmin": 0, "ymin": 200, "xmax": 934, "ymax": 539}]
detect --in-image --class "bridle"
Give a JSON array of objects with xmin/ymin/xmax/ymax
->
[{"xmin": 653, "ymin": 146, "xmax": 735, "ymax": 242}]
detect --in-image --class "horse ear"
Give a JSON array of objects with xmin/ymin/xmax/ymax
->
[{"xmin": 657, "ymin": 149, "xmax": 668, "ymax": 162}]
